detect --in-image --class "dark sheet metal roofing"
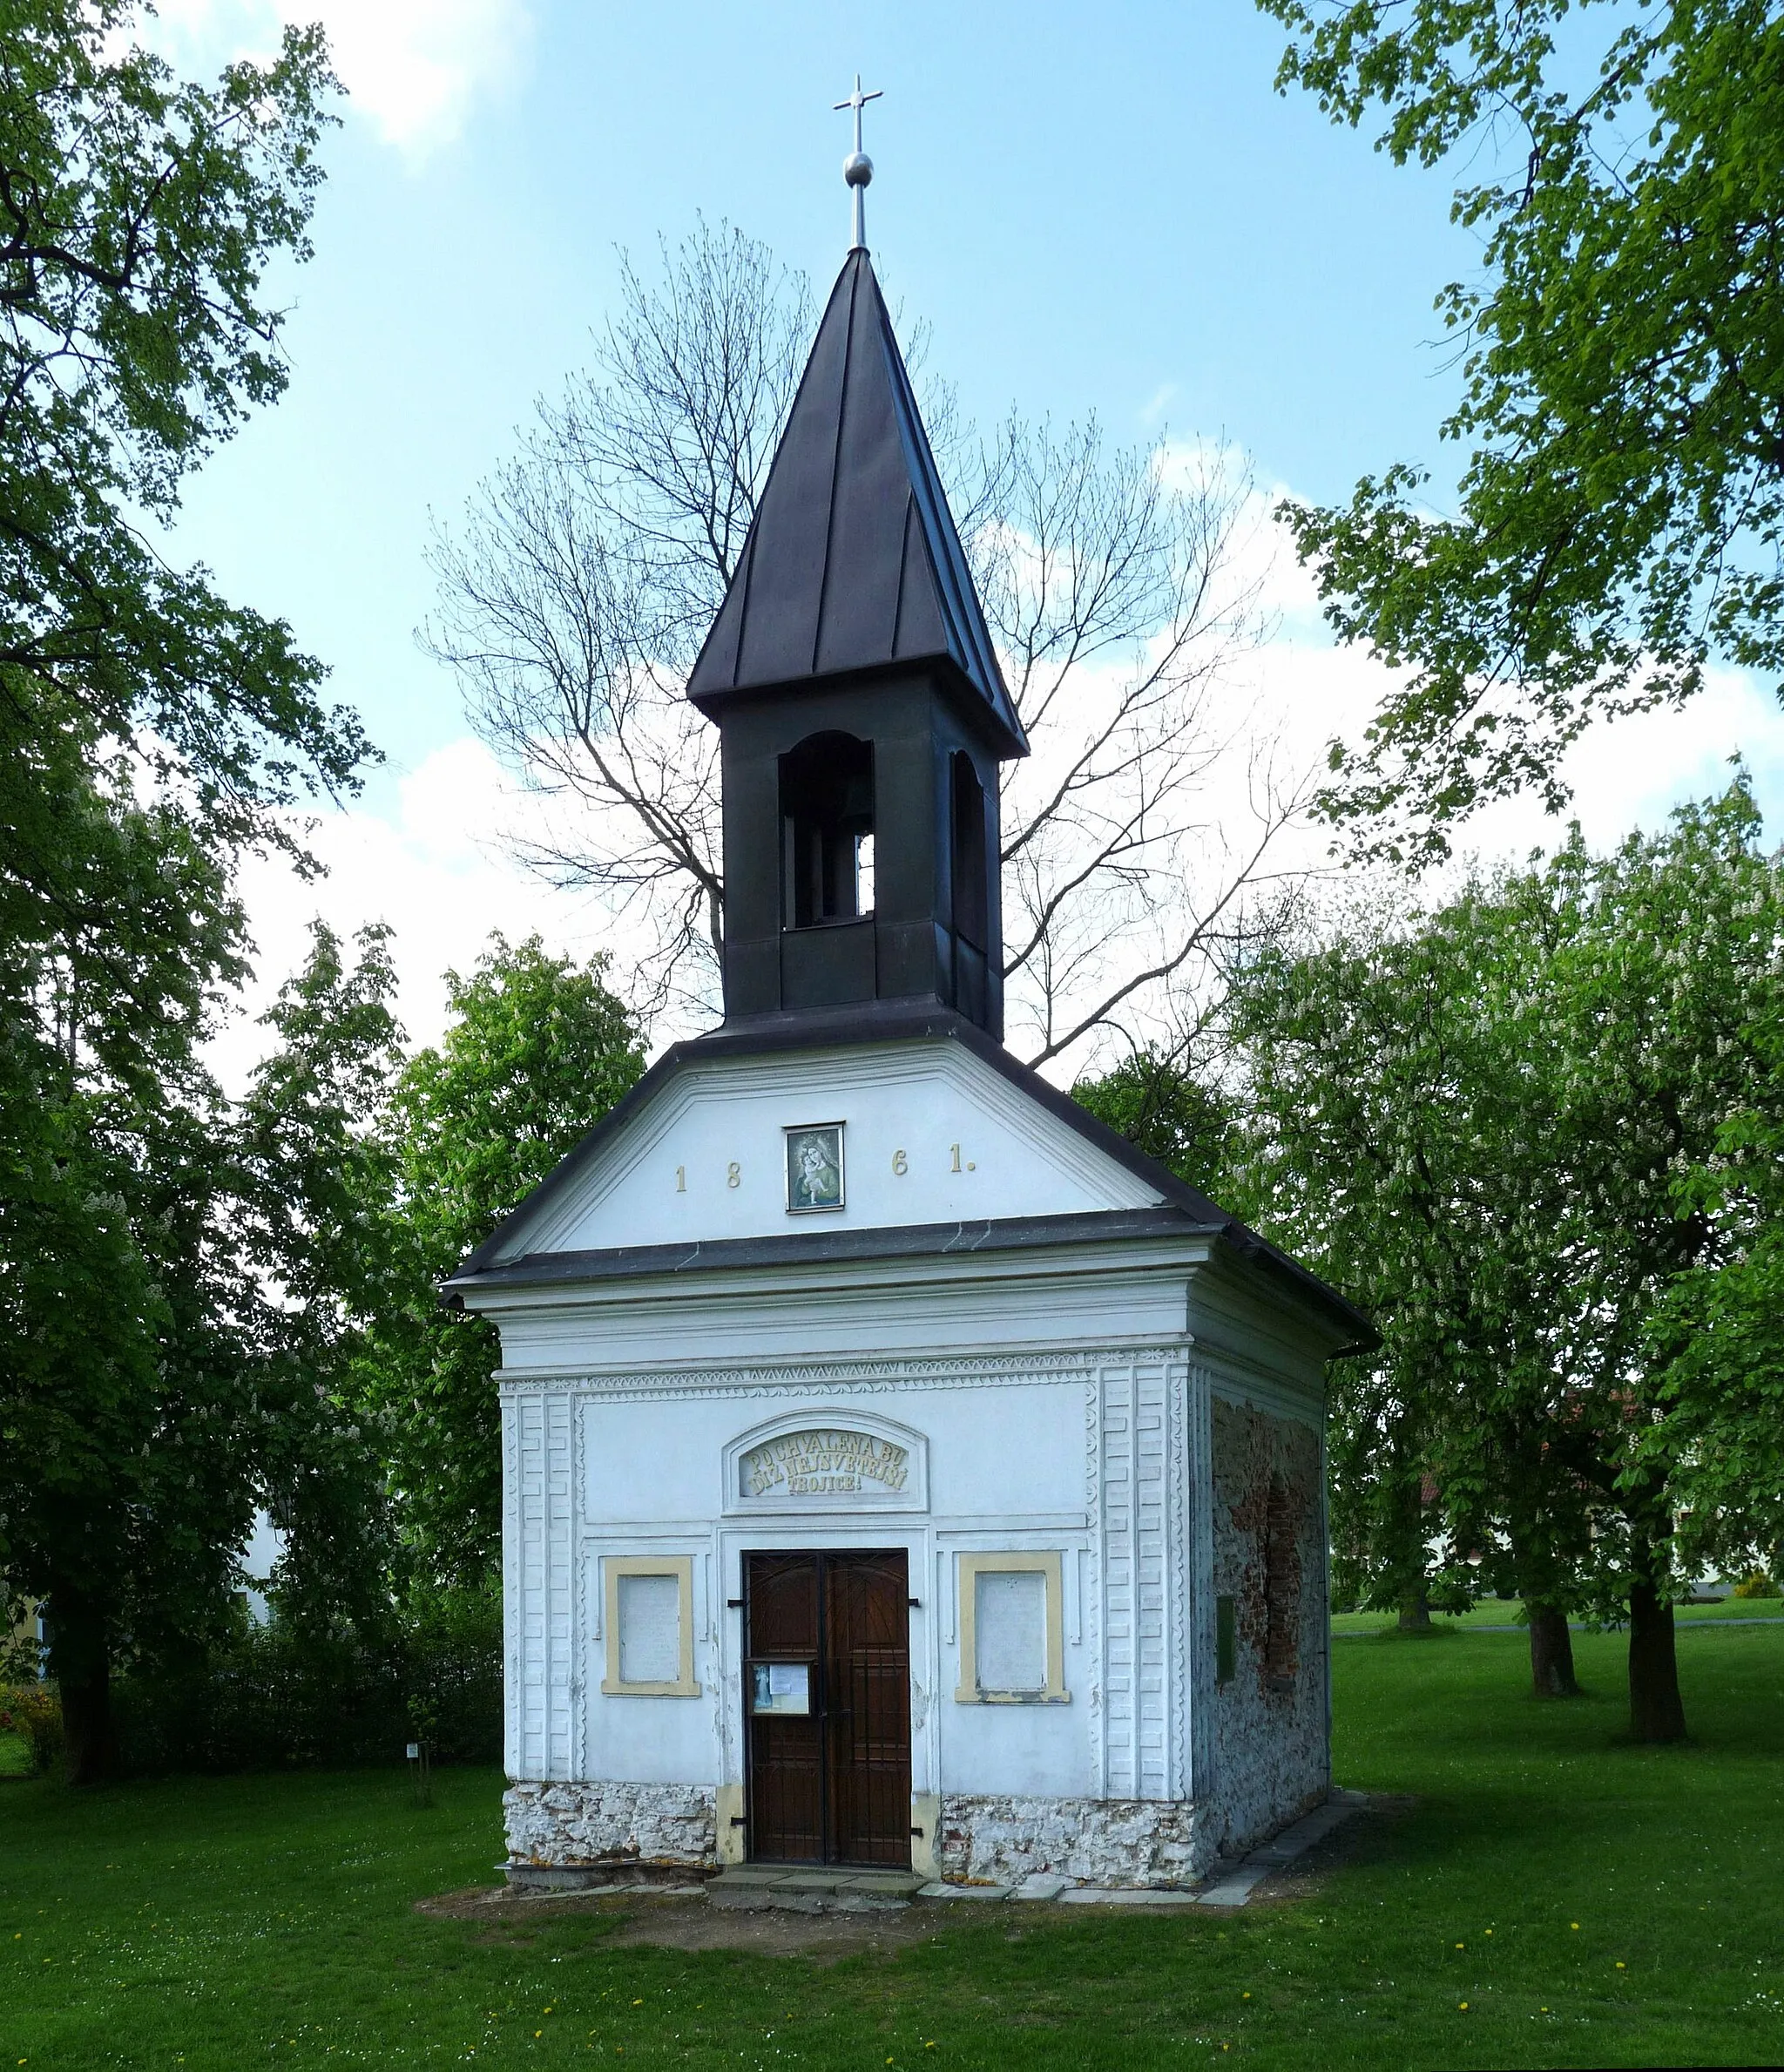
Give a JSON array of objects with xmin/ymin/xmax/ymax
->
[
  {"xmin": 449, "ymin": 1207, "xmax": 1221, "ymax": 1291},
  {"xmin": 686, "ymin": 250, "xmax": 1028, "ymax": 757}
]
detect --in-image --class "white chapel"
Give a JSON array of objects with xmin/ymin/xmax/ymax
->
[{"xmin": 446, "ymin": 190, "xmax": 1368, "ymax": 1892}]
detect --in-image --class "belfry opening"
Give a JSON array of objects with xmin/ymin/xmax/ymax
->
[{"xmin": 780, "ymin": 732, "xmax": 875, "ymax": 928}]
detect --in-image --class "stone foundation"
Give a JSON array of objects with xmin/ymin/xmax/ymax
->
[
  {"xmin": 939, "ymin": 1794, "xmax": 1208, "ymax": 1887},
  {"xmin": 504, "ymin": 1780, "xmax": 718, "ymax": 1871}
]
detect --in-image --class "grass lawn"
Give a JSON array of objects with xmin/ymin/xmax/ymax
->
[
  {"xmin": 1329, "ymin": 1595, "xmax": 1784, "ymax": 1636},
  {"xmin": 4, "ymin": 1626, "xmax": 1781, "ymax": 2070}
]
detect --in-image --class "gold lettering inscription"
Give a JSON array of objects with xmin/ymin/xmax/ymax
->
[{"xmin": 741, "ymin": 1429, "xmax": 910, "ymax": 1500}]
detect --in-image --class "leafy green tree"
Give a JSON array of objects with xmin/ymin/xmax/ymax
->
[
  {"xmin": 1233, "ymin": 782, "xmax": 1784, "ymax": 1737},
  {"xmin": 360, "ymin": 938, "xmax": 645, "ymax": 1584},
  {"xmin": 1233, "ymin": 880, "xmax": 1594, "ymax": 1662},
  {"xmin": 1071, "ymin": 1047, "xmax": 1243, "ymax": 1201},
  {"xmin": 0, "ymin": 3, "xmax": 364, "ymax": 874},
  {"xmin": 1, "ymin": 782, "xmax": 260, "ymax": 1779},
  {"xmin": 233, "ymin": 922, "xmax": 409, "ymax": 1635},
  {"xmin": 0, "ymin": 3, "xmax": 363, "ymax": 1779},
  {"xmin": 1259, "ymin": 0, "xmax": 1784, "ymax": 862},
  {"xmin": 1636, "ymin": 892, "xmax": 1784, "ymax": 1587},
  {"xmin": 1641, "ymin": 1053, "xmax": 1784, "ymax": 1578}
]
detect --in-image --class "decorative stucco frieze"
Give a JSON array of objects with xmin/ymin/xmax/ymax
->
[{"xmin": 498, "ymin": 1344, "xmax": 1154, "ymax": 1398}]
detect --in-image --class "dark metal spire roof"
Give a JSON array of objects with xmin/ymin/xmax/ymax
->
[{"xmin": 686, "ymin": 249, "xmax": 1028, "ymax": 757}]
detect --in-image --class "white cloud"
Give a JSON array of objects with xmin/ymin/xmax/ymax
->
[
  {"xmin": 148, "ymin": 0, "xmax": 531, "ymax": 159},
  {"xmin": 1235, "ymin": 575, "xmax": 1784, "ymax": 882},
  {"xmin": 1152, "ymin": 443, "xmax": 1784, "ymax": 877},
  {"xmin": 214, "ymin": 739, "xmax": 639, "ymax": 1095}
]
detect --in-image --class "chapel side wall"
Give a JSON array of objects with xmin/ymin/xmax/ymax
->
[{"xmin": 1206, "ymin": 1389, "xmax": 1328, "ymax": 1858}]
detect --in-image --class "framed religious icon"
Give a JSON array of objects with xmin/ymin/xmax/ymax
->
[
  {"xmin": 784, "ymin": 1121, "xmax": 845, "ymax": 1213},
  {"xmin": 750, "ymin": 1661, "xmax": 812, "ymax": 1716}
]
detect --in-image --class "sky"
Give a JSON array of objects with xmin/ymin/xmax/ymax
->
[{"xmin": 147, "ymin": 0, "xmax": 1784, "ymax": 1081}]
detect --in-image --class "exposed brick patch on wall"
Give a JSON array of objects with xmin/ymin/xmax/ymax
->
[
  {"xmin": 1209, "ymin": 1397, "xmax": 1328, "ymax": 1859},
  {"xmin": 1262, "ymin": 1473, "xmax": 1302, "ymax": 1689}
]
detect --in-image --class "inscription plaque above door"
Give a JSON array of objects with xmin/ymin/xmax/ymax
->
[
  {"xmin": 741, "ymin": 1429, "xmax": 908, "ymax": 1500},
  {"xmin": 724, "ymin": 1413, "xmax": 929, "ymax": 1515}
]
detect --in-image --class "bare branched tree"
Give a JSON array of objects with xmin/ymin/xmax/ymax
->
[
  {"xmin": 424, "ymin": 220, "xmax": 1310, "ymax": 1069},
  {"xmin": 424, "ymin": 223, "xmax": 810, "ymax": 1019}
]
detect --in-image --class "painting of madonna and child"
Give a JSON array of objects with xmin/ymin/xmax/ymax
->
[{"xmin": 784, "ymin": 1123, "xmax": 845, "ymax": 1212}]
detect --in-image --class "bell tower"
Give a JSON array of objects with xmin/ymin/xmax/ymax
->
[{"xmin": 686, "ymin": 243, "xmax": 1027, "ymax": 1039}]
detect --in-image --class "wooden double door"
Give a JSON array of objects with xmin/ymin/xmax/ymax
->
[{"xmin": 743, "ymin": 1550, "xmax": 912, "ymax": 1866}]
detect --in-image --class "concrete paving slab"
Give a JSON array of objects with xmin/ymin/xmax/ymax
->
[
  {"xmin": 1014, "ymin": 1875, "xmax": 1067, "ymax": 1901},
  {"xmin": 916, "ymin": 1881, "xmax": 1011, "ymax": 1900},
  {"xmin": 1194, "ymin": 1869, "xmax": 1268, "ymax": 1907},
  {"xmin": 1193, "ymin": 1790, "xmax": 1368, "ymax": 1907},
  {"xmin": 1058, "ymin": 1886, "xmax": 1199, "ymax": 1906}
]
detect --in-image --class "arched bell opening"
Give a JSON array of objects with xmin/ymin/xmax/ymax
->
[
  {"xmin": 949, "ymin": 750, "xmax": 991, "ymax": 1022},
  {"xmin": 780, "ymin": 731, "xmax": 875, "ymax": 930},
  {"xmin": 949, "ymin": 751, "xmax": 989, "ymax": 949}
]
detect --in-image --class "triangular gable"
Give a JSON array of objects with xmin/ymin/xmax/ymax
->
[{"xmin": 476, "ymin": 1035, "xmax": 1164, "ymax": 1268}]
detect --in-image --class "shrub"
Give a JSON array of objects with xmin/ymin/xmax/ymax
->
[
  {"xmin": 0, "ymin": 1683, "xmax": 64, "ymax": 1774},
  {"xmin": 112, "ymin": 1586, "xmax": 502, "ymax": 1776},
  {"xmin": 1731, "ymin": 1569, "xmax": 1782, "ymax": 1600}
]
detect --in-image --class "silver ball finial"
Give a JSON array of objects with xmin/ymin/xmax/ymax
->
[{"xmin": 834, "ymin": 75, "xmax": 882, "ymax": 250}]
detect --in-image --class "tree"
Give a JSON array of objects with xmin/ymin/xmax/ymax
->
[
  {"xmin": 357, "ymin": 938, "xmax": 645, "ymax": 1584},
  {"xmin": 0, "ymin": 3, "xmax": 366, "ymax": 875},
  {"xmin": 0, "ymin": 3, "xmax": 365, "ymax": 1779},
  {"xmin": 1231, "ymin": 782, "xmax": 1784, "ymax": 1737},
  {"xmin": 1071, "ymin": 1046, "xmax": 1243, "ymax": 1202},
  {"xmin": 424, "ymin": 220, "xmax": 1304, "ymax": 1070},
  {"xmin": 232, "ymin": 921, "xmax": 409, "ymax": 1635},
  {"xmin": 1640, "ymin": 985, "xmax": 1784, "ymax": 1580},
  {"xmin": 1259, "ymin": 0, "xmax": 1784, "ymax": 863}
]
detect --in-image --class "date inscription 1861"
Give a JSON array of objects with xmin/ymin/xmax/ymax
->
[{"xmin": 741, "ymin": 1429, "xmax": 910, "ymax": 1499}]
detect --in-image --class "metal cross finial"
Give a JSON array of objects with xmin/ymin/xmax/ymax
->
[{"xmin": 834, "ymin": 74, "xmax": 882, "ymax": 252}]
